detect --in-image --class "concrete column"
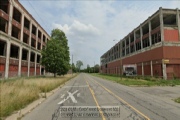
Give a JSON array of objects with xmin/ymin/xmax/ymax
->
[
  {"xmin": 150, "ymin": 61, "xmax": 153, "ymax": 76},
  {"xmin": 162, "ymin": 60, "xmax": 167, "ymax": 80},
  {"xmin": 29, "ymin": 21, "xmax": 32, "ymax": 46},
  {"xmin": 27, "ymin": 50, "xmax": 31, "ymax": 77},
  {"xmin": 149, "ymin": 19, "xmax": 152, "ymax": 46},
  {"xmin": 5, "ymin": 40, "xmax": 10, "ymax": 79},
  {"xmin": 140, "ymin": 25, "xmax": 143, "ymax": 49},
  {"xmin": 159, "ymin": 7, "xmax": 164, "ymax": 42},
  {"xmin": 8, "ymin": 2, "xmax": 13, "ymax": 36},
  {"xmin": 34, "ymin": 53, "xmax": 37, "ymax": 76},
  {"xmin": 177, "ymin": 8, "xmax": 180, "ymax": 41},
  {"xmin": 18, "ymin": 46, "xmax": 22, "ymax": 77},
  {"xmin": 20, "ymin": 13, "xmax": 24, "ymax": 42},
  {"xmin": 36, "ymin": 28, "xmax": 38, "ymax": 49},
  {"xmin": 40, "ymin": 32, "xmax": 43, "ymax": 50},
  {"xmin": 134, "ymin": 31, "xmax": 136, "ymax": 52},
  {"xmin": 142, "ymin": 62, "xmax": 144, "ymax": 76}
]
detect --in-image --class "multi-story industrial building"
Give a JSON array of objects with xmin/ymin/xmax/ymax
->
[
  {"xmin": 100, "ymin": 8, "xmax": 180, "ymax": 79},
  {"xmin": 0, "ymin": 0, "xmax": 50, "ymax": 79}
]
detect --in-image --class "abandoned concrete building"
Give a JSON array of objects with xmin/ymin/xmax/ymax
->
[
  {"xmin": 0, "ymin": 0, "xmax": 50, "ymax": 79},
  {"xmin": 100, "ymin": 8, "xmax": 180, "ymax": 79}
]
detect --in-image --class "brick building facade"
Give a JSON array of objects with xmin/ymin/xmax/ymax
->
[
  {"xmin": 0, "ymin": 0, "xmax": 50, "ymax": 79},
  {"xmin": 100, "ymin": 8, "xmax": 180, "ymax": 79}
]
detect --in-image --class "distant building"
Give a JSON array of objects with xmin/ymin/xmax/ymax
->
[
  {"xmin": 100, "ymin": 8, "xmax": 180, "ymax": 79},
  {"xmin": 0, "ymin": 0, "xmax": 50, "ymax": 79}
]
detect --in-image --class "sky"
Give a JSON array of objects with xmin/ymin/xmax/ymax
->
[{"xmin": 19, "ymin": 0, "xmax": 180, "ymax": 68}]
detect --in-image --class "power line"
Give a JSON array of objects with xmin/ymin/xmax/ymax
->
[{"xmin": 26, "ymin": 0, "xmax": 51, "ymax": 33}]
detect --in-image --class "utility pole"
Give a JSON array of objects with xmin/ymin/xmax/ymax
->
[
  {"xmin": 94, "ymin": 61, "xmax": 95, "ymax": 73},
  {"xmin": 71, "ymin": 55, "xmax": 73, "ymax": 75}
]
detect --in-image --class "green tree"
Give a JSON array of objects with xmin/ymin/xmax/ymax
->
[
  {"xmin": 72, "ymin": 63, "xmax": 77, "ymax": 73},
  {"xmin": 41, "ymin": 29, "xmax": 70, "ymax": 77},
  {"xmin": 76, "ymin": 60, "xmax": 83, "ymax": 72}
]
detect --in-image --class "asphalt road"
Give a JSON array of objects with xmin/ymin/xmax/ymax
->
[{"xmin": 22, "ymin": 73, "xmax": 180, "ymax": 120}]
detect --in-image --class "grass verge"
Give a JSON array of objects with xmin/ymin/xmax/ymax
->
[
  {"xmin": 0, "ymin": 74, "xmax": 77, "ymax": 119},
  {"xmin": 91, "ymin": 73, "xmax": 180, "ymax": 86},
  {"xmin": 174, "ymin": 97, "xmax": 180, "ymax": 103}
]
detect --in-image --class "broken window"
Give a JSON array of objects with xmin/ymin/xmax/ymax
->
[
  {"xmin": 0, "ymin": 0, "xmax": 9, "ymax": 14},
  {"xmin": 38, "ymin": 30, "xmax": 42, "ymax": 39},
  {"xmin": 130, "ymin": 45, "xmax": 135, "ymax": 53},
  {"xmin": 0, "ymin": 17, "xmax": 8, "ymax": 33},
  {"xmin": 12, "ymin": 25, "xmax": 20, "ymax": 39},
  {"xmin": 43, "ymin": 35, "xmax": 46, "ymax": 42},
  {"xmin": 32, "ymin": 24, "xmax": 36, "ymax": 35},
  {"xmin": 0, "ymin": 40, "xmax": 6, "ymax": 56},
  {"xmin": 37, "ymin": 54, "xmax": 40, "ymax": 63},
  {"xmin": 143, "ymin": 37, "xmax": 150, "ymax": 48},
  {"xmin": 142, "ymin": 23, "xmax": 149, "ymax": 35},
  {"xmin": 10, "ymin": 44, "xmax": 19, "ymax": 59},
  {"xmin": 22, "ymin": 49, "xmax": 28, "ymax": 60},
  {"xmin": 30, "ymin": 52, "xmax": 35, "ymax": 62},
  {"xmin": 122, "ymin": 49, "xmax": 125, "ymax": 57},
  {"xmin": 151, "ymin": 31, "xmax": 161, "ymax": 45},
  {"xmin": 130, "ymin": 34, "xmax": 134, "ymax": 43},
  {"xmin": 126, "ymin": 38, "xmax": 129, "ymax": 45},
  {"xmin": 126, "ymin": 47, "xmax": 129, "ymax": 55},
  {"xmin": 135, "ymin": 30, "xmax": 140, "ymax": 40},
  {"xmin": 37, "ymin": 42, "xmax": 41, "ymax": 50},
  {"xmin": 23, "ymin": 33, "xmax": 29, "ymax": 44},
  {"xmin": 24, "ymin": 17, "xmax": 30, "ymax": 30},
  {"xmin": 31, "ymin": 38, "xmax": 36, "ymax": 48},
  {"xmin": 13, "ymin": 7, "xmax": 21, "ymax": 23},
  {"xmin": 136, "ymin": 42, "xmax": 141, "ymax": 51},
  {"xmin": 151, "ymin": 15, "xmax": 160, "ymax": 30},
  {"xmin": 163, "ymin": 14, "xmax": 177, "ymax": 26}
]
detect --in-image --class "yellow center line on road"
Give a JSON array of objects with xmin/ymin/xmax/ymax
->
[
  {"xmin": 86, "ymin": 80, "xmax": 106, "ymax": 120},
  {"xmin": 93, "ymin": 80, "xmax": 151, "ymax": 120}
]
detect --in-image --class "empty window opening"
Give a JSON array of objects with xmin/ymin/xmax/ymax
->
[
  {"xmin": 23, "ymin": 33, "xmax": 29, "ymax": 44},
  {"xmin": 151, "ymin": 32, "xmax": 161, "ymax": 45},
  {"xmin": 37, "ymin": 42, "xmax": 41, "ymax": 50},
  {"xmin": 13, "ymin": 7, "xmax": 21, "ymax": 23},
  {"xmin": 30, "ymin": 52, "xmax": 35, "ymax": 62},
  {"xmin": 122, "ymin": 49, "xmax": 125, "ymax": 57},
  {"xmin": 126, "ymin": 47, "xmax": 129, "ymax": 55},
  {"xmin": 24, "ymin": 17, "xmax": 30, "ymax": 30},
  {"xmin": 12, "ymin": 25, "xmax": 20, "ymax": 39},
  {"xmin": 135, "ymin": 30, "xmax": 140, "ymax": 40},
  {"xmin": 38, "ymin": 30, "xmax": 42, "ymax": 39},
  {"xmin": 130, "ymin": 45, "xmax": 135, "ymax": 53},
  {"xmin": 0, "ymin": 0, "xmax": 9, "ymax": 14},
  {"xmin": 37, "ymin": 55, "xmax": 40, "ymax": 63},
  {"xmin": 163, "ymin": 14, "xmax": 177, "ymax": 26},
  {"xmin": 0, "ymin": 40, "xmax": 6, "ymax": 56},
  {"xmin": 122, "ymin": 41, "xmax": 125, "ymax": 48},
  {"xmin": 0, "ymin": 17, "xmax": 8, "ymax": 33},
  {"xmin": 142, "ymin": 23, "xmax": 149, "ymax": 35},
  {"xmin": 151, "ymin": 15, "xmax": 160, "ymax": 30},
  {"xmin": 130, "ymin": 34, "xmax": 134, "ymax": 43},
  {"xmin": 43, "ymin": 35, "xmax": 46, "ymax": 42},
  {"xmin": 32, "ymin": 24, "xmax": 36, "ymax": 35},
  {"xmin": 136, "ymin": 42, "xmax": 141, "ymax": 51},
  {"xmin": 22, "ymin": 49, "xmax": 28, "ymax": 60},
  {"xmin": 143, "ymin": 37, "xmax": 150, "ymax": 48},
  {"xmin": 31, "ymin": 38, "xmax": 36, "ymax": 48},
  {"xmin": 10, "ymin": 44, "xmax": 19, "ymax": 59},
  {"xmin": 126, "ymin": 38, "xmax": 129, "ymax": 45}
]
